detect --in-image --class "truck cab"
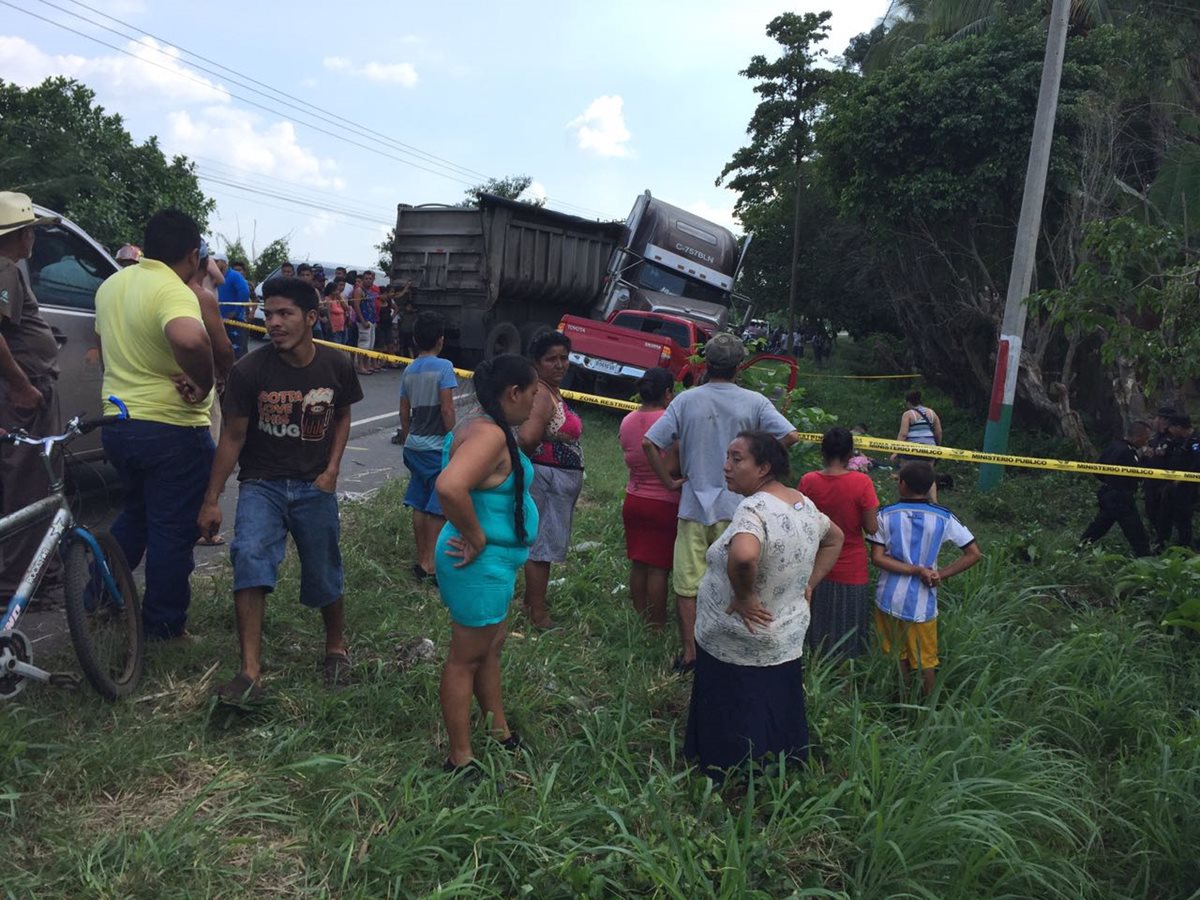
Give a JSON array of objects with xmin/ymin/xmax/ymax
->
[{"xmin": 594, "ymin": 192, "xmax": 740, "ymax": 331}]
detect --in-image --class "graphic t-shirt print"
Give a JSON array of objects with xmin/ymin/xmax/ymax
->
[{"xmin": 254, "ymin": 387, "xmax": 335, "ymax": 441}]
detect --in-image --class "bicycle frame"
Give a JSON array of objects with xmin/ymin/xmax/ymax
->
[{"xmin": 0, "ymin": 424, "xmax": 125, "ymax": 635}]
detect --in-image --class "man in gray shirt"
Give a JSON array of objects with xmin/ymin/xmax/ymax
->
[{"xmin": 643, "ymin": 333, "xmax": 799, "ymax": 672}]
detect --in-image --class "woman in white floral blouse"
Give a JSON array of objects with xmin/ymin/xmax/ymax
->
[{"xmin": 684, "ymin": 431, "xmax": 844, "ymax": 777}]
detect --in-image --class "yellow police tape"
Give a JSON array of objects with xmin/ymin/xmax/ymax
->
[
  {"xmin": 223, "ymin": 320, "xmax": 1200, "ymax": 483},
  {"xmin": 801, "ymin": 372, "xmax": 920, "ymax": 380}
]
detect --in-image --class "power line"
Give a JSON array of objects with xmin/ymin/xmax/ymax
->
[
  {"xmin": 9, "ymin": 0, "xmax": 624, "ymax": 224},
  {"xmin": 39, "ymin": 0, "xmax": 491, "ymax": 183},
  {"xmin": 197, "ymin": 177, "xmax": 392, "ymax": 228},
  {"xmin": 192, "ymin": 160, "xmax": 396, "ymax": 220},
  {"xmin": 192, "ymin": 156, "xmax": 397, "ymax": 215},
  {"xmin": 3, "ymin": 0, "xmax": 480, "ymax": 189},
  {"xmin": 16, "ymin": 0, "xmax": 619, "ymax": 221},
  {"xmin": 202, "ymin": 185, "xmax": 389, "ymax": 237}
]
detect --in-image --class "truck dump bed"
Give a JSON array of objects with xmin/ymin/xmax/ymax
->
[{"xmin": 390, "ymin": 195, "xmax": 624, "ymax": 360}]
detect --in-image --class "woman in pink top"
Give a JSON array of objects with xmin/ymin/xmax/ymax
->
[
  {"xmin": 618, "ymin": 368, "xmax": 680, "ymax": 626},
  {"xmin": 798, "ymin": 426, "xmax": 879, "ymax": 660}
]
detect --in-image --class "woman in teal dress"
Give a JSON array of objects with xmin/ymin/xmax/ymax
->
[{"xmin": 435, "ymin": 354, "xmax": 539, "ymax": 771}]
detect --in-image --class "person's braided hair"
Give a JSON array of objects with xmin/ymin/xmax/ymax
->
[{"xmin": 473, "ymin": 354, "xmax": 536, "ymax": 544}]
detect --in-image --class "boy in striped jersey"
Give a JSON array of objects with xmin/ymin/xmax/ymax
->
[{"xmin": 867, "ymin": 461, "xmax": 981, "ymax": 695}]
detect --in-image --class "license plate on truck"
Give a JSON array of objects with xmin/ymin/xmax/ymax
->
[
  {"xmin": 570, "ymin": 352, "xmax": 622, "ymax": 376},
  {"xmin": 587, "ymin": 356, "xmax": 622, "ymax": 376}
]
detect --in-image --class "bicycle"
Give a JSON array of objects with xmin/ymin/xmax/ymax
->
[{"xmin": 0, "ymin": 397, "xmax": 144, "ymax": 701}]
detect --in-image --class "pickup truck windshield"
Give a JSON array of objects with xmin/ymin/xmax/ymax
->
[
  {"xmin": 611, "ymin": 313, "xmax": 692, "ymax": 347},
  {"xmin": 635, "ymin": 263, "xmax": 729, "ymax": 306}
]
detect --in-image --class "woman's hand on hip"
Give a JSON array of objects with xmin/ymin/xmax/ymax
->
[
  {"xmin": 445, "ymin": 534, "xmax": 485, "ymax": 568},
  {"xmin": 726, "ymin": 593, "xmax": 773, "ymax": 634}
]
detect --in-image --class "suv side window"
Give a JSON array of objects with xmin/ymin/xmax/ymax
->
[{"xmin": 28, "ymin": 224, "xmax": 111, "ymax": 311}]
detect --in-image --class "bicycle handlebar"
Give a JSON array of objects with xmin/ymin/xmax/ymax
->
[{"xmin": 0, "ymin": 395, "xmax": 129, "ymax": 446}]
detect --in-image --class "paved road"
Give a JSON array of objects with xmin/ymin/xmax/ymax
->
[{"xmin": 16, "ymin": 361, "xmax": 476, "ymax": 665}]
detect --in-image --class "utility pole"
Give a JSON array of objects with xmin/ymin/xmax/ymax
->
[
  {"xmin": 787, "ymin": 173, "xmax": 802, "ymax": 354},
  {"xmin": 979, "ymin": 0, "xmax": 1072, "ymax": 490}
]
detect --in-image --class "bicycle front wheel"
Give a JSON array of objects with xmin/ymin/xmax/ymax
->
[{"xmin": 64, "ymin": 531, "xmax": 144, "ymax": 700}]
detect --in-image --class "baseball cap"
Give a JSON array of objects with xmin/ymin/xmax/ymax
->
[
  {"xmin": 115, "ymin": 243, "xmax": 142, "ymax": 262},
  {"xmin": 704, "ymin": 332, "xmax": 747, "ymax": 368},
  {"xmin": 1169, "ymin": 413, "xmax": 1191, "ymax": 428},
  {"xmin": 1156, "ymin": 406, "xmax": 1177, "ymax": 417},
  {"xmin": 212, "ymin": 251, "xmax": 228, "ymax": 263}
]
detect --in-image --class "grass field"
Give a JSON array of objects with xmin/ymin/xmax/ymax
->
[{"xmin": 3, "ymin": 346, "xmax": 1199, "ymax": 898}]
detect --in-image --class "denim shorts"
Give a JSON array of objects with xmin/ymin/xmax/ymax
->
[
  {"xmin": 403, "ymin": 446, "xmax": 444, "ymax": 515},
  {"xmin": 231, "ymin": 479, "xmax": 343, "ymax": 608}
]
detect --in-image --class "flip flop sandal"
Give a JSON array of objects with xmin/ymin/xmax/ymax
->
[
  {"xmin": 214, "ymin": 672, "xmax": 268, "ymax": 707},
  {"xmin": 411, "ymin": 564, "xmax": 438, "ymax": 585},
  {"xmin": 196, "ymin": 534, "xmax": 226, "ymax": 546},
  {"xmin": 321, "ymin": 651, "xmax": 355, "ymax": 690}
]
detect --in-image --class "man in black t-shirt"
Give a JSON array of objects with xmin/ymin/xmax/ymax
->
[
  {"xmin": 198, "ymin": 276, "xmax": 363, "ymax": 704},
  {"xmin": 1079, "ymin": 420, "xmax": 1153, "ymax": 557}
]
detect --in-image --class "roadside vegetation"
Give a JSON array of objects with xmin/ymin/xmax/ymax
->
[{"xmin": 3, "ymin": 344, "xmax": 1198, "ymax": 898}]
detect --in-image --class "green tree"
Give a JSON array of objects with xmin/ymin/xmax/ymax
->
[
  {"xmin": 216, "ymin": 232, "xmax": 291, "ymax": 282},
  {"xmin": 718, "ymin": 12, "xmax": 840, "ymax": 349},
  {"xmin": 816, "ymin": 12, "xmax": 1192, "ymax": 443},
  {"xmin": 0, "ymin": 77, "xmax": 213, "ymax": 252},
  {"xmin": 457, "ymin": 174, "xmax": 544, "ymax": 209}
]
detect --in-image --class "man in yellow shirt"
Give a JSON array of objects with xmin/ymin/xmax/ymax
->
[{"xmin": 95, "ymin": 209, "xmax": 215, "ymax": 641}]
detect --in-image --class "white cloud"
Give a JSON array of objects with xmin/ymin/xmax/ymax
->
[
  {"xmin": 361, "ymin": 62, "xmax": 418, "ymax": 86},
  {"xmin": 167, "ymin": 107, "xmax": 344, "ymax": 190},
  {"xmin": 322, "ymin": 56, "xmax": 418, "ymax": 87},
  {"xmin": 567, "ymin": 95, "xmax": 633, "ymax": 158},
  {"xmin": 0, "ymin": 34, "xmax": 230, "ymax": 105},
  {"xmin": 519, "ymin": 180, "xmax": 548, "ymax": 205}
]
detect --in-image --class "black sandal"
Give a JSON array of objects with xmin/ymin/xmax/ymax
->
[
  {"xmin": 671, "ymin": 655, "xmax": 696, "ymax": 675},
  {"xmin": 214, "ymin": 672, "xmax": 268, "ymax": 706}
]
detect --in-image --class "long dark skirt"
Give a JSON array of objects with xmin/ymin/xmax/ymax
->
[
  {"xmin": 806, "ymin": 580, "xmax": 871, "ymax": 661},
  {"xmin": 683, "ymin": 645, "xmax": 809, "ymax": 777}
]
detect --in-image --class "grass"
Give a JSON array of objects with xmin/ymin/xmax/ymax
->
[{"xmin": 3, "ymin": 343, "xmax": 1200, "ymax": 897}]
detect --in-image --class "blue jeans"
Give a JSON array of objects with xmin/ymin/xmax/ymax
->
[
  {"xmin": 231, "ymin": 479, "xmax": 343, "ymax": 607},
  {"xmin": 225, "ymin": 323, "xmax": 247, "ymax": 359},
  {"xmin": 102, "ymin": 421, "xmax": 215, "ymax": 639}
]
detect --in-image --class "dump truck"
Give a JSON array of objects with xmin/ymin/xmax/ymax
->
[
  {"xmin": 388, "ymin": 195, "xmax": 624, "ymax": 365},
  {"xmin": 388, "ymin": 191, "xmax": 744, "ymax": 365}
]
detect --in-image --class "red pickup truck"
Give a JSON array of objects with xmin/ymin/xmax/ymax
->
[{"xmin": 557, "ymin": 310, "xmax": 714, "ymax": 391}]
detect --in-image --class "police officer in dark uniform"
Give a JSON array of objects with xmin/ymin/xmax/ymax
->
[
  {"xmin": 1158, "ymin": 413, "xmax": 1200, "ymax": 549},
  {"xmin": 1142, "ymin": 406, "xmax": 1176, "ymax": 550},
  {"xmin": 1079, "ymin": 420, "xmax": 1153, "ymax": 556}
]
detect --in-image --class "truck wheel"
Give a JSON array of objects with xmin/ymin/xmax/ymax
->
[
  {"xmin": 520, "ymin": 323, "xmax": 553, "ymax": 355},
  {"xmin": 484, "ymin": 322, "xmax": 522, "ymax": 360}
]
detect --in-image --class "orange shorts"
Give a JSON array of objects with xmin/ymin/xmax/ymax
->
[{"xmin": 874, "ymin": 607, "xmax": 939, "ymax": 669}]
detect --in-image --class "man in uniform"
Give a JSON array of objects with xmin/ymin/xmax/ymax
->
[
  {"xmin": 0, "ymin": 192, "xmax": 62, "ymax": 603},
  {"xmin": 1158, "ymin": 414, "xmax": 1200, "ymax": 550},
  {"xmin": 1142, "ymin": 406, "xmax": 1175, "ymax": 550},
  {"xmin": 1079, "ymin": 420, "xmax": 1154, "ymax": 556}
]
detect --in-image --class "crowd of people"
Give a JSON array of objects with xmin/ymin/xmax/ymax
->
[
  {"xmin": 15, "ymin": 198, "xmax": 1197, "ymax": 783},
  {"xmin": 207, "ymin": 260, "xmax": 420, "ymax": 376}
]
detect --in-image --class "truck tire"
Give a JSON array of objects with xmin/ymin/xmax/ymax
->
[
  {"xmin": 520, "ymin": 323, "xmax": 553, "ymax": 355},
  {"xmin": 484, "ymin": 322, "xmax": 522, "ymax": 360}
]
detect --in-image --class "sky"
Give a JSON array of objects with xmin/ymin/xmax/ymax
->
[{"xmin": 2, "ymin": 0, "xmax": 893, "ymax": 268}]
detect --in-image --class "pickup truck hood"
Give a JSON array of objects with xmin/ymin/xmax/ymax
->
[{"xmin": 635, "ymin": 289, "xmax": 728, "ymax": 329}]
